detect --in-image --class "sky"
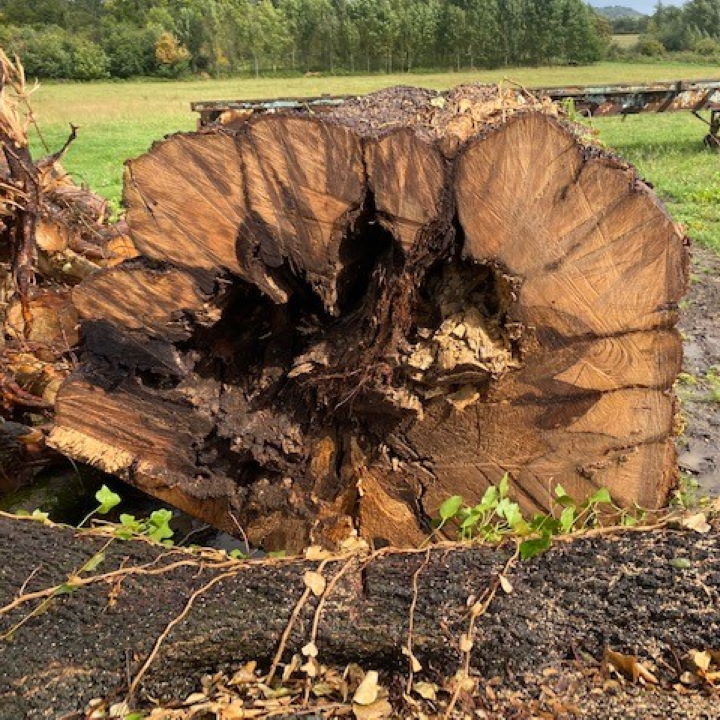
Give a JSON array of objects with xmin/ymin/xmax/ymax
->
[{"xmin": 589, "ymin": 0, "xmax": 686, "ymax": 13}]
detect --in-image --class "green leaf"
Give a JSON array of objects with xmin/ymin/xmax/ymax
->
[
  {"xmin": 530, "ymin": 514, "xmax": 560, "ymax": 535},
  {"xmin": 586, "ymin": 487, "xmax": 612, "ymax": 506},
  {"xmin": 559, "ymin": 506, "xmax": 576, "ymax": 534},
  {"xmin": 519, "ymin": 534, "xmax": 552, "ymax": 560},
  {"xmin": 268, "ymin": 550, "xmax": 287, "ymax": 558},
  {"xmin": 95, "ymin": 485, "xmax": 121, "ymax": 514},
  {"xmin": 80, "ymin": 551, "xmax": 106, "ymax": 573},
  {"xmin": 621, "ymin": 514, "xmax": 639, "ymax": 527},
  {"xmin": 554, "ymin": 484, "xmax": 568, "ymax": 499},
  {"xmin": 460, "ymin": 511, "xmax": 481, "ymax": 530},
  {"xmin": 498, "ymin": 473, "xmax": 510, "ymax": 499},
  {"xmin": 55, "ymin": 582, "xmax": 79, "ymax": 596},
  {"xmin": 555, "ymin": 494, "xmax": 576, "ymax": 508},
  {"xmin": 124, "ymin": 713, "xmax": 146, "ymax": 720},
  {"xmin": 439, "ymin": 495, "xmax": 464, "ymax": 522},
  {"xmin": 230, "ymin": 548, "xmax": 248, "ymax": 559},
  {"xmin": 497, "ymin": 500, "xmax": 528, "ymax": 534},
  {"xmin": 480, "ymin": 527, "xmax": 503, "ymax": 544},
  {"xmin": 494, "ymin": 497, "xmax": 511, "ymax": 520},
  {"xmin": 30, "ymin": 508, "xmax": 50, "ymax": 523},
  {"xmin": 475, "ymin": 486, "xmax": 498, "ymax": 512},
  {"xmin": 117, "ymin": 513, "xmax": 143, "ymax": 536},
  {"xmin": 146, "ymin": 509, "xmax": 173, "ymax": 543},
  {"xmin": 671, "ymin": 557, "xmax": 691, "ymax": 570}
]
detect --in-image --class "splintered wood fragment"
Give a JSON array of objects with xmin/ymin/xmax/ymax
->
[{"xmin": 50, "ymin": 85, "xmax": 688, "ymax": 552}]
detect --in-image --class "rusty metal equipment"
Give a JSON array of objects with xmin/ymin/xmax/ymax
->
[{"xmin": 191, "ymin": 78, "xmax": 720, "ymax": 145}]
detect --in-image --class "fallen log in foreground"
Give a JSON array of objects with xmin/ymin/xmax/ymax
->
[
  {"xmin": 1, "ymin": 514, "xmax": 719, "ymax": 719},
  {"xmin": 48, "ymin": 85, "xmax": 689, "ymax": 552}
]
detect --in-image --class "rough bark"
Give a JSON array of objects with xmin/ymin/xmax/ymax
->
[
  {"xmin": 0, "ymin": 514, "xmax": 719, "ymax": 719},
  {"xmin": 48, "ymin": 85, "xmax": 689, "ymax": 551}
]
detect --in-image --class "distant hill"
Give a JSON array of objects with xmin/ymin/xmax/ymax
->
[{"xmin": 593, "ymin": 5, "xmax": 646, "ymax": 18}]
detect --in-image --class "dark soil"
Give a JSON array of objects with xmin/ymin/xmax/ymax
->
[
  {"xmin": 677, "ymin": 246, "xmax": 720, "ymax": 498},
  {"xmin": 1, "ymin": 515, "xmax": 720, "ymax": 719}
]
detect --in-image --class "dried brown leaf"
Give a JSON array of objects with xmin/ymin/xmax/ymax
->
[
  {"xmin": 691, "ymin": 650, "xmax": 713, "ymax": 672},
  {"xmin": 353, "ymin": 670, "xmax": 380, "ymax": 705},
  {"xmin": 499, "ymin": 575, "xmax": 514, "ymax": 594},
  {"xmin": 352, "ymin": 698, "xmax": 392, "ymax": 720},
  {"xmin": 305, "ymin": 545, "xmax": 333, "ymax": 560},
  {"xmin": 229, "ymin": 661, "xmax": 258, "ymax": 686},
  {"xmin": 604, "ymin": 649, "xmax": 658, "ymax": 685},
  {"xmin": 303, "ymin": 570, "xmax": 327, "ymax": 596},
  {"xmin": 682, "ymin": 513, "xmax": 711, "ymax": 533},
  {"xmin": 413, "ymin": 681, "xmax": 437, "ymax": 700},
  {"xmin": 302, "ymin": 641, "xmax": 319, "ymax": 658}
]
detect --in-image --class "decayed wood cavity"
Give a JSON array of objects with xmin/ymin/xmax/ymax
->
[{"xmin": 50, "ymin": 86, "xmax": 688, "ymax": 551}]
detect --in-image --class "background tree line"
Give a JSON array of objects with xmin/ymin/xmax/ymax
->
[
  {"xmin": 643, "ymin": 0, "xmax": 720, "ymax": 56},
  {"xmin": 0, "ymin": 0, "xmax": 606, "ymax": 80}
]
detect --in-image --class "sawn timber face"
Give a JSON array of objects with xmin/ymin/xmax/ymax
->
[{"xmin": 49, "ymin": 88, "xmax": 689, "ymax": 552}]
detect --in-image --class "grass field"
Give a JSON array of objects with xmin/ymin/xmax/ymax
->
[
  {"xmin": 611, "ymin": 34, "xmax": 640, "ymax": 49},
  {"xmin": 28, "ymin": 61, "xmax": 720, "ymax": 252}
]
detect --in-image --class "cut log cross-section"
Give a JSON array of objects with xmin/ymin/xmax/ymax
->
[{"xmin": 49, "ymin": 86, "xmax": 689, "ymax": 552}]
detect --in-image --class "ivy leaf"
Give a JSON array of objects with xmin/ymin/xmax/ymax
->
[
  {"xmin": 30, "ymin": 508, "xmax": 50, "ymax": 523},
  {"xmin": 460, "ymin": 511, "xmax": 481, "ymax": 530},
  {"xmin": 146, "ymin": 509, "xmax": 173, "ymax": 542},
  {"xmin": 498, "ymin": 473, "xmax": 510, "ymax": 499},
  {"xmin": 115, "ymin": 513, "xmax": 143, "ymax": 539},
  {"xmin": 586, "ymin": 487, "xmax": 612, "ymax": 506},
  {"xmin": 670, "ymin": 557, "xmax": 691, "ymax": 570},
  {"xmin": 530, "ymin": 514, "xmax": 559, "ymax": 534},
  {"xmin": 476, "ymin": 485, "xmax": 498, "ymax": 511},
  {"xmin": 439, "ymin": 495, "xmax": 464, "ymax": 523},
  {"xmin": 95, "ymin": 485, "xmax": 121, "ymax": 515},
  {"xmin": 519, "ymin": 534, "xmax": 552, "ymax": 560},
  {"xmin": 55, "ymin": 582, "xmax": 79, "ymax": 596},
  {"xmin": 560, "ymin": 506, "xmax": 576, "ymax": 533},
  {"xmin": 80, "ymin": 551, "xmax": 106, "ymax": 574},
  {"xmin": 119, "ymin": 513, "xmax": 139, "ymax": 528}
]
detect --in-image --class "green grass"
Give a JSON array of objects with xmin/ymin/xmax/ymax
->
[
  {"xmin": 28, "ymin": 61, "xmax": 720, "ymax": 250},
  {"xmin": 593, "ymin": 113, "xmax": 720, "ymax": 252},
  {"xmin": 611, "ymin": 34, "xmax": 640, "ymax": 49}
]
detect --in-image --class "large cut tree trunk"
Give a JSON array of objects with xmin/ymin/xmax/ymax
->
[
  {"xmin": 48, "ymin": 86, "xmax": 688, "ymax": 551},
  {"xmin": 1, "ymin": 514, "xmax": 719, "ymax": 719}
]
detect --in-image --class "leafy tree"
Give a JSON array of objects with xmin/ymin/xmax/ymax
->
[
  {"xmin": 464, "ymin": 0, "xmax": 501, "ymax": 68},
  {"xmin": 154, "ymin": 31, "xmax": 191, "ymax": 77},
  {"xmin": 560, "ymin": 0, "xmax": 604, "ymax": 63},
  {"xmin": 102, "ymin": 22, "xmax": 159, "ymax": 77},
  {"xmin": 69, "ymin": 37, "xmax": 109, "ymax": 79},
  {"xmin": 0, "ymin": 0, "xmax": 614, "ymax": 78}
]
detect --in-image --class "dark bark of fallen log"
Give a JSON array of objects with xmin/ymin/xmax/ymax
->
[{"xmin": 1, "ymin": 513, "xmax": 719, "ymax": 719}]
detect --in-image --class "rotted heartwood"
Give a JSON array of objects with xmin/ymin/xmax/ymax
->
[{"xmin": 49, "ymin": 85, "xmax": 689, "ymax": 552}]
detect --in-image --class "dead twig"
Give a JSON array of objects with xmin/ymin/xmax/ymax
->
[
  {"xmin": 405, "ymin": 547, "xmax": 432, "ymax": 694},
  {"xmin": 266, "ymin": 558, "xmax": 330, "ymax": 685},
  {"xmin": 302, "ymin": 555, "xmax": 357, "ymax": 705},
  {"xmin": 444, "ymin": 545, "xmax": 519, "ymax": 719}
]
